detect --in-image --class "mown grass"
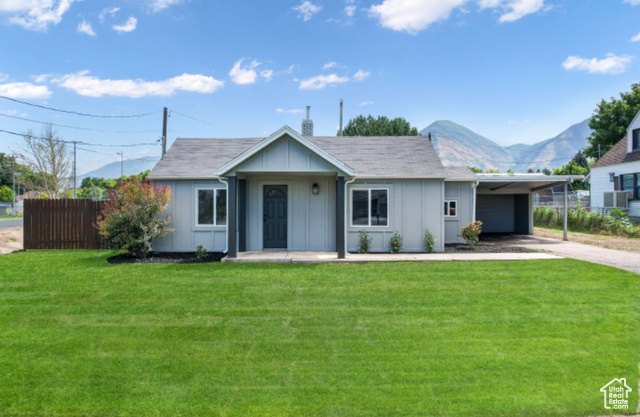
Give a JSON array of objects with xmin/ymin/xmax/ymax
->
[
  {"xmin": 0, "ymin": 214, "xmax": 21, "ymax": 221},
  {"xmin": 0, "ymin": 251, "xmax": 638, "ymax": 416}
]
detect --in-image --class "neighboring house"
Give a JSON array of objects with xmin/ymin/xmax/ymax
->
[
  {"xmin": 588, "ymin": 110, "xmax": 640, "ymax": 218},
  {"xmin": 149, "ymin": 119, "xmax": 580, "ymax": 258}
]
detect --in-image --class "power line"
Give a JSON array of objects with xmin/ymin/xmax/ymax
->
[
  {"xmin": 171, "ymin": 110, "xmax": 217, "ymax": 127},
  {"xmin": 0, "ymin": 112, "xmax": 158, "ymax": 133},
  {"xmin": 0, "ymin": 95, "xmax": 161, "ymax": 118},
  {"xmin": 0, "ymin": 128, "xmax": 159, "ymax": 148}
]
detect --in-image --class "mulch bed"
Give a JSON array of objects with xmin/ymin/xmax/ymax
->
[
  {"xmin": 107, "ymin": 252, "xmax": 226, "ymax": 264},
  {"xmin": 445, "ymin": 234, "xmax": 539, "ymax": 253}
]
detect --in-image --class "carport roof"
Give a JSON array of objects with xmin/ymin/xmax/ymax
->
[{"xmin": 476, "ymin": 173, "xmax": 583, "ymax": 193}]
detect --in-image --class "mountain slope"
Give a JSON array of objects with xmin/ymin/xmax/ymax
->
[
  {"xmin": 421, "ymin": 119, "xmax": 591, "ymax": 172},
  {"xmin": 79, "ymin": 156, "xmax": 160, "ymax": 181}
]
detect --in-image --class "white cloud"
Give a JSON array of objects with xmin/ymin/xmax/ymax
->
[
  {"xmin": 0, "ymin": 73, "xmax": 8, "ymax": 82},
  {"xmin": 369, "ymin": 0, "xmax": 546, "ymax": 33},
  {"xmin": 113, "ymin": 16, "xmax": 137, "ymax": 33},
  {"xmin": 632, "ymin": 32, "xmax": 640, "ymax": 42},
  {"xmin": 260, "ymin": 69, "xmax": 274, "ymax": 81},
  {"xmin": 479, "ymin": 0, "xmax": 545, "ymax": 22},
  {"xmin": 345, "ymin": 0, "xmax": 356, "ymax": 17},
  {"xmin": 369, "ymin": 0, "xmax": 468, "ymax": 34},
  {"xmin": 50, "ymin": 71, "xmax": 224, "ymax": 98},
  {"xmin": 562, "ymin": 53, "xmax": 633, "ymax": 75},
  {"xmin": 99, "ymin": 7, "xmax": 119, "ymax": 22},
  {"xmin": 1, "ymin": 0, "xmax": 77, "ymax": 31},
  {"xmin": 148, "ymin": 0, "xmax": 184, "ymax": 12},
  {"xmin": 359, "ymin": 100, "xmax": 374, "ymax": 106},
  {"xmin": 228, "ymin": 58, "xmax": 261, "ymax": 85},
  {"xmin": 276, "ymin": 108, "xmax": 304, "ymax": 114},
  {"xmin": 353, "ymin": 70, "xmax": 370, "ymax": 81},
  {"xmin": 77, "ymin": 20, "xmax": 95, "ymax": 36},
  {"xmin": 323, "ymin": 61, "xmax": 339, "ymax": 69},
  {"xmin": 624, "ymin": 0, "xmax": 640, "ymax": 4},
  {"xmin": 293, "ymin": 1, "xmax": 322, "ymax": 21},
  {"xmin": 0, "ymin": 82, "xmax": 51, "ymax": 99},
  {"xmin": 299, "ymin": 74, "xmax": 350, "ymax": 90}
]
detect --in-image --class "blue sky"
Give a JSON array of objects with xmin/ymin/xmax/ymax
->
[{"xmin": 0, "ymin": 0, "xmax": 639, "ymax": 175}]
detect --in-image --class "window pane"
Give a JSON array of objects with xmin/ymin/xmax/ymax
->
[
  {"xmin": 370, "ymin": 189, "xmax": 388, "ymax": 226},
  {"xmin": 633, "ymin": 129, "xmax": 640, "ymax": 150},
  {"xmin": 216, "ymin": 189, "xmax": 227, "ymax": 225},
  {"xmin": 198, "ymin": 190, "xmax": 214, "ymax": 225},
  {"xmin": 449, "ymin": 201, "xmax": 457, "ymax": 216},
  {"xmin": 352, "ymin": 190, "xmax": 369, "ymax": 226},
  {"xmin": 622, "ymin": 174, "xmax": 634, "ymax": 191}
]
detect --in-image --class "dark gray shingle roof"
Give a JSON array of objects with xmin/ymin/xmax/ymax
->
[{"xmin": 149, "ymin": 134, "xmax": 449, "ymax": 179}]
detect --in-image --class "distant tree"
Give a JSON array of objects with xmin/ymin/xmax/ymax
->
[
  {"xmin": 341, "ymin": 115, "xmax": 419, "ymax": 136},
  {"xmin": 20, "ymin": 124, "xmax": 71, "ymax": 198},
  {"xmin": 468, "ymin": 166, "xmax": 483, "ymax": 173},
  {"xmin": 552, "ymin": 160, "xmax": 589, "ymax": 190},
  {"xmin": 585, "ymin": 83, "xmax": 640, "ymax": 159},
  {"xmin": 0, "ymin": 185, "xmax": 13, "ymax": 202},
  {"xmin": 570, "ymin": 150, "xmax": 590, "ymax": 170}
]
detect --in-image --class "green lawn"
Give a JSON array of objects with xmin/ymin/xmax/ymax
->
[
  {"xmin": 0, "ymin": 214, "xmax": 21, "ymax": 221},
  {"xmin": 0, "ymin": 252, "xmax": 638, "ymax": 417}
]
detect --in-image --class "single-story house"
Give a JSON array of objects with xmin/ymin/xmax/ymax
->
[
  {"xmin": 587, "ymin": 109, "xmax": 640, "ymax": 218},
  {"xmin": 148, "ymin": 121, "xmax": 581, "ymax": 258}
]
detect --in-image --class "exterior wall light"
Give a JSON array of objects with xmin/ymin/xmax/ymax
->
[{"xmin": 312, "ymin": 183, "xmax": 320, "ymax": 195}]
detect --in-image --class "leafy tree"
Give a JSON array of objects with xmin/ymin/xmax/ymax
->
[
  {"xmin": 552, "ymin": 160, "xmax": 589, "ymax": 190},
  {"xmin": 20, "ymin": 124, "xmax": 71, "ymax": 198},
  {"xmin": 341, "ymin": 115, "xmax": 419, "ymax": 136},
  {"xmin": 0, "ymin": 185, "xmax": 13, "ymax": 202},
  {"xmin": 96, "ymin": 178, "xmax": 173, "ymax": 258},
  {"xmin": 585, "ymin": 83, "xmax": 640, "ymax": 159}
]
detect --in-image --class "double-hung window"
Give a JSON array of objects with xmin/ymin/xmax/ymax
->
[
  {"xmin": 351, "ymin": 189, "xmax": 388, "ymax": 227},
  {"xmin": 621, "ymin": 173, "xmax": 640, "ymax": 200},
  {"xmin": 633, "ymin": 129, "xmax": 640, "ymax": 151},
  {"xmin": 197, "ymin": 189, "xmax": 227, "ymax": 226},
  {"xmin": 444, "ymin": 200, "xmax": 457, "ymax": 217}
]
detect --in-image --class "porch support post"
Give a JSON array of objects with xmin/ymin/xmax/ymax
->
[
  {"xmin": 228, "ymin": 176, "xmax": 237, "ymax": 258},
  {"xmin": 563, "ymin": 182, "xmax": 568, "ymax": 241},
  {"xmin": 238, "ymin": 179, "xmax": 246, "ymax": 252},
  {"xmin": 336, "ymin": 176, "xmax": 345, "ymax": 259}
]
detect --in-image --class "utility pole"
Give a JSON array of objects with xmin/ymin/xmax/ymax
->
[
  {"xmin": 162, "ymin": 107, "xmax": 168, "ymax": 158},
  {"xmin": 72, "ymin": 141, "xmax": 78, "ymax": 199},
  {"xmin": 116, "ymin": 152, "xmax": 124, "ymax": 178}
]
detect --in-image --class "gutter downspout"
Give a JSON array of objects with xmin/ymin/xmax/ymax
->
[
  {"xmin": 218, "ymin": 176, "xmax": 229, "ymax": 254},
  {"xmin": 472, "ymin": 180, "xmax": 479, "ymax": 222},
  {"xmin": 344, "ymin": 176, "xmax": 357, "ymax": 256}
]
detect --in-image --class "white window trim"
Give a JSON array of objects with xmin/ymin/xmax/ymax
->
[
  {"xmin": 444, "ymin": 200, "xmax": 458, "ymax": 218},
  {"xmin": 350, "ymin": 188, "xmax": 390, "ymax": 228},
  {"xmin": 195, "ymin": 188, "xmax": 227, "ymax": 227}
]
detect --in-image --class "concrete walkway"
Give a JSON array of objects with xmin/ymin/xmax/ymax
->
[
  {"xmin": 223, "ymin": 250, "xmax": 560, "ymax": 264},
  {"xmin": 511, "ymin": 235, "xmax": 640, "ymax": 275}
]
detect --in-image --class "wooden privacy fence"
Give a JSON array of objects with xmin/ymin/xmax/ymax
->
[{"xmin": 24, "ymin": 199, "xmax": 106, "ymax": 250}]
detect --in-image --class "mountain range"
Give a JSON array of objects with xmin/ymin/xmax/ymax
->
[
  {"xmin": 421, "ymin": 119, "xmax": 591, "ymax": 172},
  {"xmin": 80, "ymin": 120, "xmax": 592, "ymax": 179}
]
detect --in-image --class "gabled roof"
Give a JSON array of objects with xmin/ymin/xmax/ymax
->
[
  {"xmin": 309, "ymin": 136, "xmax": 447, "ymax": 178},
  {"xmin": 217, "ymin": 126, "xmax": 356, "ymax": 176},
  {"xmin": 592, "ymin": 136, "xmax": 640, "ymax": 168},
  {"xmin": 149, "ymin": 128, "xmax": 449, "ymax": 180}
]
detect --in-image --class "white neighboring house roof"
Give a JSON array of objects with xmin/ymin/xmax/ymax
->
[{"xmin": 216, "ymin": 125, "xmax": 356, "ymax": 177}]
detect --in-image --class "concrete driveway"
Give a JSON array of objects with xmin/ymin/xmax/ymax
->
[{"xmin": 507, "ymin": 235, "xmax": 640, "ymax": 275}]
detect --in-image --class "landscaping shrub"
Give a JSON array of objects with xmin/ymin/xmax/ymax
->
[
  {"xmin": 459, "ymin": 221, "xmax": 482, "ymax": 247},
  {"xmin": 389, "ymin": 231, "xmax": 403, "ymax": 253},
  {"xmin": 195, "ymin": 245, "xmax": 209, "ymax": 261},
  {"xmin": 424, "ymin": 229, "xmax": 436, "ymax": 253},
  {"xmin": 358, "ymin": 230, "xmax": 372, "ymax": 253},
  {"xmin": 534, "ymin": 204, "xmax": 640, "ymax": 238},
  {"xmin": 96, "ymin": 178, "xmax": 173, "ymax": 258}
]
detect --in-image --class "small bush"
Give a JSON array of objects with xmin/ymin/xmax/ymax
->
[
  {"xmin": 459, "ymin": 221, "xmax": 482, "ymax": 247},
  {"xmin": 358, "ymin": 230, "xmax": 372, "ymax": 253},
  {"xmin": 389, "ymin": 231, "xmax": 403, "ymax": 253},
  {"xmin": 96, "ymin": 178, "xmax": 173, "ymax": 259},
  {"xmin": 424, "ymin": 229, "xmax": 436, "ymax": 253},
  {"xmin": 195, "ymin": 245, "xmax": 209, "ymax": 261}
]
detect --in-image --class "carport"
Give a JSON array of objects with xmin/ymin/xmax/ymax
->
[{"xmin": 475, "ymin": 174, "xmax": 583, "ymax": 240}]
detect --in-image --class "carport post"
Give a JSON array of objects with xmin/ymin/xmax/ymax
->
[{"xmin": 563, "ymin": 183, "xmax": 568, "ymax": 241}]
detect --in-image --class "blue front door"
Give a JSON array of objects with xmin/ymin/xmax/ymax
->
[{"xmin": 263, "ymin": 185, "xmax": 287, "ymax": 249}]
